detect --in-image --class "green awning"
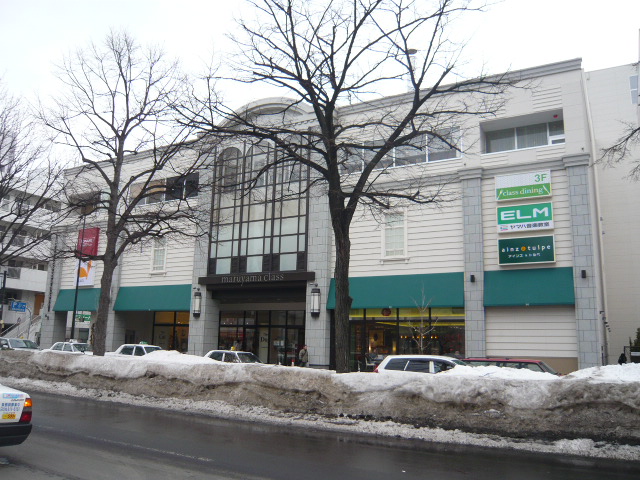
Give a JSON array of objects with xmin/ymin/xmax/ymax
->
[
  {"xmin": 113, "ymin": 284, "xmax": 192, "ymax": 311},
  {"xmin": 53, "ymin": 288, "xmax": 101, "ymax": 312},
  {"xmin": 327, "ymin": 272, "xmax": 464, "ymax": 309},
  {"xmin": 484, "ymin": 267, "xmax": 575, "ymax": 306}
]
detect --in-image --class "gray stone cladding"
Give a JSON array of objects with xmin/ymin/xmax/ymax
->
[
  {"xmin": 564, "ymin": 154, "xmax": 601, "ymax": 368},
  {"xmin": 460, "ymin": 168, "xmax": 486, "ymax": 358}
]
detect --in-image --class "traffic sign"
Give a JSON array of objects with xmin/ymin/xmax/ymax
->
[{"xmin": 10, "ymin": 301, "xmax": 26, "ymax": 312}]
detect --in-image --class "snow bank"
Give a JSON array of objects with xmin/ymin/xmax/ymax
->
[{"xmin": 1, "ymin": 350, "xmax": 639, "ymax": 459}]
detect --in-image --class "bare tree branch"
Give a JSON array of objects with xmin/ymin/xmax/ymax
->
[
  {"xmin": 179, "ymin": 0, "xmax": 513, "ymax": 372},
  {"xmin": 38, "ymin": 31, "xmax": 214, "ymax": 355}
]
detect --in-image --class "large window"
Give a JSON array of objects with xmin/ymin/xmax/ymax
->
[
  {"xmin": 350, "ymin": 307, "xmax": 465, "ymax": 371},
  {"xmin": 343, "ymin": 128, "xmax": 461, "ymax": 174},
  {"xmin": 210, "ymin": 144, "xmax": 309, "ymax": 275},
  {"xmin": 485, "ymin": 120, "xmax": 565, "ymax": 153},
  {"xmin": 130, "ymin": 173, "xmax": 199, "ymax": 206}
]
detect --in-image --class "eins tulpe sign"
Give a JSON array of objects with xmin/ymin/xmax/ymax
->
[
  {"xmin": 495, "ymin": 171, "xmax": 551, "ymax": 201},
  {"xmin": 498, "ymin": 235, "xmax": 555, "ymax": 265}
]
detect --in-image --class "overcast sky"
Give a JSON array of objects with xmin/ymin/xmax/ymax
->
[{"xmin": 1, "ymin": 0, "xmax": 639, "ymax": 107}]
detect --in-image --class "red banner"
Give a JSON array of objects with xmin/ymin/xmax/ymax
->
[{"xmin": 77, "ymin": 227, "xmax": 100, "ymax": 257}]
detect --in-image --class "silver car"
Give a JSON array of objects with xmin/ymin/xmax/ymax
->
[{"xmin": 374, "ymin": 355, "xmax": 466, "ymax": 374}]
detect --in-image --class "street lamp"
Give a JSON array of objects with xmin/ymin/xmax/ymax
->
[{"xmin": 192, "ymin": 289, "xmax": 202, "ymax": 317}]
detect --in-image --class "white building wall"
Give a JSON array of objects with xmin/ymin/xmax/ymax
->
[
  {"xmin": 485, "ymin": 306, "xmax": 578, "ymax": 357},
  {"xmin": 586, "ymin": 63, "xmax": 640, "ymax": 363},
  {"xmin": 348, "ymin": 196, "xmax": 464, "ymax": 276}
]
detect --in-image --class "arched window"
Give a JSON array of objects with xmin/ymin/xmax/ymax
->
[{"xmin": 217, "ymin": 147, "xmax": 242, "ymax": 190}]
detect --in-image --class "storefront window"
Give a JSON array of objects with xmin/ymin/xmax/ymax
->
[
  {"xmin": 153, "ymin": 311, "xmax": 190, "ymax": 353},
  {"xmin": 349, "ymin": 308, "xmax": 465, "ymax": 371},
  {"xmin": 218, "ymin": 310, "xmax": 305, "ymax": 364}
]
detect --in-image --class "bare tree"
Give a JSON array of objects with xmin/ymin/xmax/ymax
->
[
  {"xmin": 0, "ymin": 82, "xmax": 65, "ymax": 331},
  {"xmin": 38, "ymin": 31, "xmax": 210, "ymax": 355},
  {"xmin": 409, "ymin": 289, "xmax": 439, "ymax": 355},
  {"xmin": 181, "ymin": 0, "xmax": 511, "ymax": 372},
  {"xmin": 601, "ymin": 123, "xmax": 640, "ymax": 178}
]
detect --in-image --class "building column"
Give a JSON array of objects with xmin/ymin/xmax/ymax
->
[
  {"xmin": 460, "ymin": 168, "xmax": 486, "ymax": 357},
  {"xmin": 564, "ymin": 154, "xmax": 601, "ymax": 368},
  {"xmin": 305, "ymin": 189, "xmax": 333, "ymax": 368}
]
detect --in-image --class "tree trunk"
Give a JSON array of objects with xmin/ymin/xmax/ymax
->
[
  {"xmin": 92, "ymin": 250, "xmax": 117, "ymax": 356},
  {"xmin": 332, "ymin": 218, "xmax": 353, "ymax": 373}
]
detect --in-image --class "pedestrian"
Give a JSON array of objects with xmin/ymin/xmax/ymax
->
[
  {"xmin": 618, "ymin": 352, "xmax": 627, "ymax": 365},
  {"xmin": 298, "ymin": 345, "xmax": 309, "ymax": 367}
]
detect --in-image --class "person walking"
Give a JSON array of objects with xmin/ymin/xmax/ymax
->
[
  {"xmin": 618, "ymin": 352, "xmax": 627, "ymax": 365},
  {"xmin": 298, "ymin": 345, "xmax": 309, "ymax": 367}
]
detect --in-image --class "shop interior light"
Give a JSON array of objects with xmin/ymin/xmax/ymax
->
[
  {"xmin": 310, "ymin": 287, "xmax": 321, "ymax": 317},
  {"xmin": 193, "ymin": 289, "xmax": 202, "ymax": 317}
]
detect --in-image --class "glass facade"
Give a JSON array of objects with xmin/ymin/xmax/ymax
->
[
  {"xmin": 349, "ymin": 308, "xmax": 465, "ymax": 371},
  {"xmin": 152, "ymin": 311, "xmax": 190, "ymax": 352},
  {"xmin": 219, "ymin": 310, "xmax": 305, "ymax": 365},
  {"xmin": 209, "ymin": 143, "xmax": 309, "ymax": 275}
]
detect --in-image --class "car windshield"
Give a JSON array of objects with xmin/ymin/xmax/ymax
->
[
  {"xmin": 237, "ymin": 352, "xmax": 261, "ymax": 363},
  {"xmin": 8, "ymin": 338, "xmax": 32, "ymax": 348},
  {"xmin": 73, "ymin": 343, "xmax": 92, "ymax": 353},
  {"xmin": 144, "ymin": 346, "xmax": 162, "ymax": 353},
  {"xmin": 450, "ymin": 358, "xmax": 467, "ymax": 365}
]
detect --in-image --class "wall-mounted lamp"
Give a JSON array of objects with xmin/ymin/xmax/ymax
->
[
  {"xmin": 310, "ymin": 287, "xmax": 321, "ymax": 317},
  {"xmin": 193, "ymin": 289, "xmax": 202, "ymax": 317},
  {"xmin": 581, "ymin": 270, "xmax": 587, "ymax": 279},
  {"xmin": 469, "ymin": 274, "xmax": 476, "ymax": 283}
]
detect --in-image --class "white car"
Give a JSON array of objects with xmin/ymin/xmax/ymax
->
[
  {"xmin": 204, "ymin": 350, "xmax": 262, "ymax": 364},
  {"xmin": 47, "ymin": 342, "xmax": 93, "ymax": 355},
  {"xmin": 373, "ymin": 355, "xmax": 466, "ymax": 374},
  {"xmin": 0, "ymin": 383, "xmax": 33, "ymax": 446},
  {"xmin": 108, "ymin": 343, "xmax": 163, "ymax": 356}
]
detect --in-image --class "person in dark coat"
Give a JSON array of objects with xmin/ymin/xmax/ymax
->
[
  {"xmin": 298, "ymin": 345, "xmax": 309, "ymax": 367},
  {"xmin": 618, "ymin": 352, "xmax": 627, "ymax": 365}
]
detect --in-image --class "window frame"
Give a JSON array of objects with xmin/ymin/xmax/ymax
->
[
  {"xmin": 151, "ymin": 237, "xmax": 168, "ymax": 273},
  {"xmin": 484, "ymin": 119, "xmax": 565, "ymax": 154},
  {"xmin": 381, "ymin": 210, "xmax": 408, "ymax": 260}
]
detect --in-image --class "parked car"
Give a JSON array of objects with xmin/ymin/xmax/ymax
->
[
  {"xmin": 373, "ymin": 355, "xmax": 466, "ymax": 374},
  {"xmin": 0, "ymin": 337, "xmax": 40, "ymax": 351},
  {"xmin": 107, "ymin": 343, "xmax": 163, "ymax": 356},
  {"xmin": 204, "ymin": 350, "xmax": 262, "ymax": 364},
  {"xmin": 463, "ymin": 357, "xmax": 561, "ymax": 375},
  {"xmin": 0, "ymin": 383, "xmax": 33, "ymax": 446},
  {"xmin": 47, "ymin": 341, "xmax": 93, "ymax": 354}
]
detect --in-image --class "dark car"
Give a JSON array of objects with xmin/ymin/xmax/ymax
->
[{"xmin": 463, "ymin": 357, "xmax": 561, "ymax": 375}]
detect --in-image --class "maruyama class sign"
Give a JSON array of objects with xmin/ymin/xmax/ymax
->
[
  {"xmin": 495, "ymin": 170, "xmax": 551, "ymax": 201},
  {"xmin": 497, "ymin": 202, "xmax": 553, "ymax": 232}
]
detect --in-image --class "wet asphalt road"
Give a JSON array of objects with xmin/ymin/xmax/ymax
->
[{"xmin": 1, "ymin": 391, "xmax": 639, "ymax": 480}]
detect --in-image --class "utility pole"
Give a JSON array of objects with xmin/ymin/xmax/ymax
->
[{"xmin": 0, "ymin": 270, "xmax": 6, "ymax": 334}]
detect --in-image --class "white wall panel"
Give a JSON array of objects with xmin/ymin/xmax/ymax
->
[{"xmin": 485, "ymin": 305, "xmax": 577, "ymax": 357}]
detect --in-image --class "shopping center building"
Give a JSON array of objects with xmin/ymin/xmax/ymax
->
[{"xmin": 41, "ymin": 58, "xmax": 640, "ymax": 374}]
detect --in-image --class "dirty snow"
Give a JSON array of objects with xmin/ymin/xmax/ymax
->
[{"xmin": 1, "ymin": 350, "xmax": 639, "ymax": 462}]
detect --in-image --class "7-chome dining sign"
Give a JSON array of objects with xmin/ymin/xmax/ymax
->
[{"xmin": 76, "ymin": 227, "xmax": 100, "ymax": 286}]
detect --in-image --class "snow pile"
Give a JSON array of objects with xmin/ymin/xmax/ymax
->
[{"xmin": 1, "ymin": 350, "xmax": 640, "ymax": 461}]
